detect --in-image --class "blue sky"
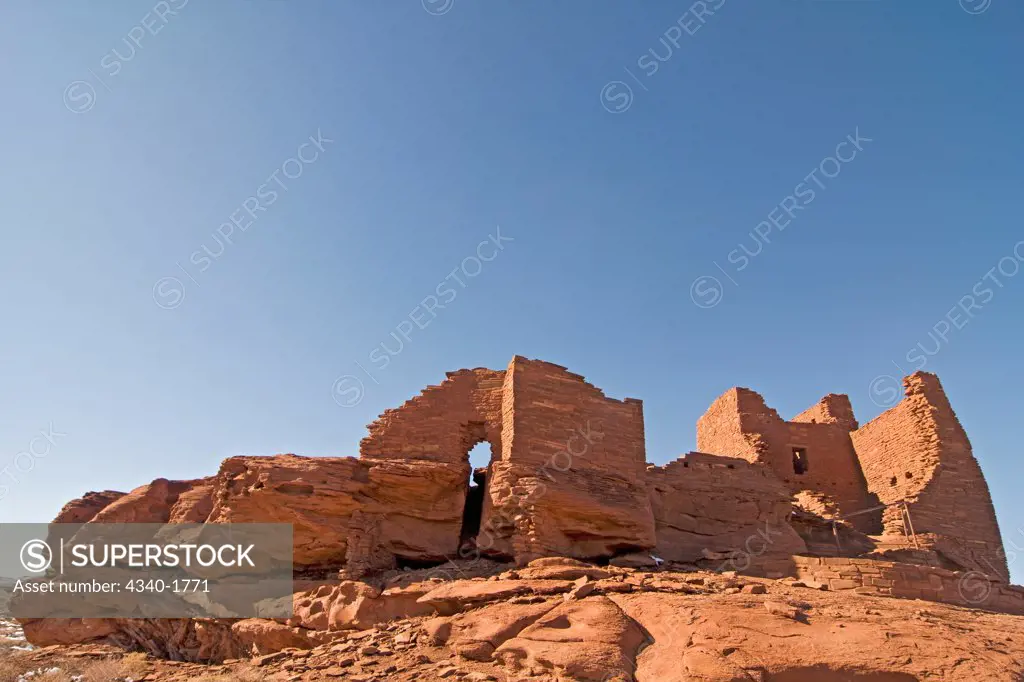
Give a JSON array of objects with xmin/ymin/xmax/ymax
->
[{"xmin": 1, "ymin": 1, "xmax": 1022, "ymax": 580}]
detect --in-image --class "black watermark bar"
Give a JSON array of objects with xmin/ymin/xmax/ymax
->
[{"xmin": 0, "ymin": 523, "xmax": 293, "ymax": 619}]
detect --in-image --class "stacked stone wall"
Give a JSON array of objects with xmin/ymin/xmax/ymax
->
[
  {"xmin": 697, "ymin": 389, "xmax": 875, "ymax": 528},
  {"xmin": 792, "ymin": 556, "xmax": 1024, "ymax": 615},
  {"xmin": 647, "ymin": 452, "xmax": 806, "ymax": 563},
  {"xmin": 486, "ymin": 356, "xmax": 655, "ymax": 563},
  {"xmin": 850, "ymin": 372, "xmax": 1007, "ymax": 580}
]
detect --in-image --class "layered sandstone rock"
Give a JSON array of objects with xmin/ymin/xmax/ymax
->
[
  {"xmin": 50, "ymin": 490, "xmax": 126, "ymax": 525},
  {"xmin": 647, "ymin": 452, "xmax": 806, "ymax": 564},
  {"xmin": 206, "ymin": 454, "xmax": 467, "ymax": 572},
  {"xmin": 90, "ymin": 477, "xmax": 212, "ymax": 524}
]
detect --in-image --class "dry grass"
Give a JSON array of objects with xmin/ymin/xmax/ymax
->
[
  {"xmin": 0, "ymin": 652, "xmax": 153, "ymax": 682},
  {"xmin": 0, "ymin": 650, "xmax": 266, "ymax": 682},
  {"xmin": 0, "ymin": 657, "xmax": 77, "ymax": 682}
]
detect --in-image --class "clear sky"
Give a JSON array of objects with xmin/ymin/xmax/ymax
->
[{"xmin": 2, "ymin": 1, "xmax": 1022, "ymax": 580}]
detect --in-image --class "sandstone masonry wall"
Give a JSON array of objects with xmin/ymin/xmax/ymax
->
[
  {"xmin": 486, "ymin": 357, "xmax": 655, "ymax": 563},
  {"xmin": 792, "ymin": 556, "xmax": 1024, "ymax": 615},
  {"xmin": 359, "ymin": 368, "xmax": 506, "ymax": 467},
  {"xmin": 646, "ymin": 452, "xmax": 806, "ymax": 563},
  {"xmin": 850, "ymin": 372, "xmax": 1008, "ymax": 580},
  {"xmin": 697, "ymin": 389, "xmax": 875, "ymax": 530}
]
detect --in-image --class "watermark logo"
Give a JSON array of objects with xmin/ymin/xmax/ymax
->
[
  {"xmin": 152, "ymin": 276, "xmax": 185, "ymax": 310},
  {"xmin": 20, "ymin": 539, "xmax": 52, "ymax": 573},
  {"xmin": 868, "ymin": 375, "xmax": 902, "ymax": 409},
  {"xmin": 690, "ymin": 275, "xmax": 724, "ymax": 309},
  {"xmin": 600, "ymin": 81, "xmax": 634, "ymax": 114},
  {"xmin": 960, "ymin": 0, "xmax": 992, "ymax": 14},
  {"xmin": 332, "ymin": 226, "xmax": 512, "ymax": 406},
  {"xmin": 422, "ymin": 0, "xmax": 455, "ymax": 15},
  {"xmin": 957, "ymin": 570, "xmax": 993, "ymax": 604},
  {"xmin": 62, "ymin": 0, "xmax": 190, "ymax": 115},
  {"xmin": 152, "ymin": 128, "xmax": 333, "ymax": 309},
  {"xmin": 63, "ymin": 81, "xmax": 97, "ymax": 114},
  {"xmin": 689, "ymin": 127, "xmax": 872, "ymax": 308},
  {"xmin": 866, "ymin": 239, "xmax": 1024, "ymax": 401},
  {"xmin": 331, "ymin": 375, "xmax": 366, "ymax": 409},
  {"xmin": 599, "ymin": 0, "xmax": 727, "ymax": 114},
  {"xmin": 0, "ymin": 423, "xmax": 68, "ymax": 503}
]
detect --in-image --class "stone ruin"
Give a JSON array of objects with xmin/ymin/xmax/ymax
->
[{"xmin": 26, "ymin": 356, "xmax": 1022, "ymax": 656}]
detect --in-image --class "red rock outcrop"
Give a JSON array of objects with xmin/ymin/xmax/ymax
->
[
  {"xmin": 25, "ymin": 357, "xmax": 1019, "ymax": 678},
  {"xmin": 11, "ymin": 559, "xmax": 1024, "ymax": 680},
  {"xmin": 50, "ymin": 490, "xmax": 126, "ymax": 525},
  {"xmin": 206, "ymin": 454, "xmax": 467, "ymax": 572},
  {"xmin": 90, "ymin": 477, "xmax": 212, "ymax": 524}
]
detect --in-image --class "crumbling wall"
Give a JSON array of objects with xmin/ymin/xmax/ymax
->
[
  {"xmin": 359, "ymin": 368, "xmax": 505, "ymax": 466},
  {"xmin": 695, "ymin": 388, "xmax": 771, "ymax": 463},
  {"xmin": 851, "ymin": 372, "xmax": 1007, "ymax": 580},
  {"xmin": 357, "ymin": 367, "xmax": 506, "ymax": 567},
  {"xmin": 646, "ymin": 452, "xmax": 806, "ymax": 563},
  {"xmin": 792, "ymin": 394, "xmax": 859, "ymax": 430},
  {"xmin": 485, "ymin": 357, "xmax": 655, "ymax": 563},
  {"xmin": 697, "ymin": 388, "xmax": 875, "ymax": 529}
]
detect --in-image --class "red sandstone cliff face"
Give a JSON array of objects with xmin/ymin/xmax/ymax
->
[
  {"xmin": 49, "ymin": 489, "xmax": 126, "ymax": 525},
  {"xmin": 89, "ymin": 478, "xmax": 212, "ymax": 525}
]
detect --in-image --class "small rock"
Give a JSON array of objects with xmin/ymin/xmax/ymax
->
[
  {"xmin": 765, "ymin": 601, "xmax": 802, "ymax": 619},
  {"xmin": 564, "ymin": 576, "xmax": 597, "ymax": 601},
  {"xmin": 254, "ymin": 651, "xmax": 290, "ymax": 666},
  {"xmin": 742, "ymin": 584, "xmax": 767, "ymax": 594}
]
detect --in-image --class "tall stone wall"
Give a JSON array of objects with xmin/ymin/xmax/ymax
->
[
  {"xmin": 646, "ymin": 452, "xmax": 806, "ymax": 563},
  {"xmin": 850, "ymin": 372, "xmax": 1008, "ymax": 580},
  {"xmin": 696, "ymin": 388, "xmax": 875, "ymax": 530},
  {"xmin": 485, "ymin": 357, "xmax": 656, "ymax": 563}
]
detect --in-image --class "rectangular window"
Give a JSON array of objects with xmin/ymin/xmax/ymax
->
[{"xmin": 792, "ymin": 447, "xmax": 809, "ymax": 475}]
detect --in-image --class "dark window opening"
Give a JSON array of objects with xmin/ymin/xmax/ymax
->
[
  {"xmin": 905, "ymin": 472, "xmax": 913, "ymax": 479},
  {"xmin": 792, "ymin": 447, "xmax": 809, "ymax": 475},
  {"xmin": 890, "ymin": 476, "xmax": 898, "ymax": 486}
]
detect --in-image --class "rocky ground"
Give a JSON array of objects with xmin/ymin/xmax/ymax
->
[{"xmin": 4, "ymin": 557, "xmax": 1024, "ymax": 681}]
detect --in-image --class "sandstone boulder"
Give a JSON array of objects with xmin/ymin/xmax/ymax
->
[
  {"xmin": 493, "ymin": 596, "xmax": 647, "ymax": 681},
  {"xmin": 206, "ymin": 455, "xmax": 467, "ymax": 570}
]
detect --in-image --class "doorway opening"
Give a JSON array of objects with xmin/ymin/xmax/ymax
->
[{"xmin": 459, "ymin": 441, "xmax": 491, "ymax": 554}]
